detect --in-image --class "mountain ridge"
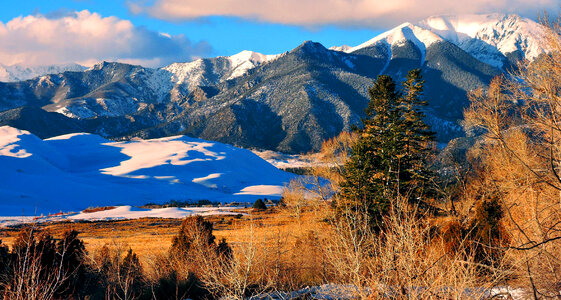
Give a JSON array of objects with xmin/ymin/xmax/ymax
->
[{"xmin": 0, "ymin": 13, "xmax": 548, "ymax": 153}]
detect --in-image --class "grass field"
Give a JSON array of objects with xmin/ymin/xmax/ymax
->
[{"xmin": 0, "ymin": 207, "xmax": 327, "ymax": 271}]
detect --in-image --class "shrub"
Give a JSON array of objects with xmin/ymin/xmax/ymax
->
[
  {"xmin": 252, "ymin": 199, "xmax": 267, "ymax": 210},
  {"xmin": 3, "ymin": 227, "xmax": 93, "ymax": 299},
  {"xmin": 92, "ymin": 244, "xmax": 147, "ymax": 299}
]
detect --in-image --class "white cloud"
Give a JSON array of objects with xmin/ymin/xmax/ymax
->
[
  {"xmin": 0, "ymin": 10, "xmax": 212, "ymax": 67},
  {"xmin": 132, "ymin": 0, "xmax": 559, "ymax": 27}
]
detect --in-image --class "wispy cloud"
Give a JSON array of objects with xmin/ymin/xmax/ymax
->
[
  {"xmin": 0, "ymin": 10, "xmax": 212, "ymax": 67},
  {"xmin": 130, "ymin": 0, "xmax": 559, "ymax": 27}
]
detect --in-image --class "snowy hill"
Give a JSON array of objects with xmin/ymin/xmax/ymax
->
[
  {"xmin": 0, "ymin": 126, "xmax": 295, "ymax": 215},
  {"xmin": 226, "ymin": 50, "xmax": 281, "ymax": 80}
]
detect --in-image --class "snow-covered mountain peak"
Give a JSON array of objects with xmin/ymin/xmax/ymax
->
[
  {"xmin": 417, "ymin": 13, "xmax": 546, "ymax": 66},
  {"xmin": 158, "ymin": 50, "xmax": 280, "ymax": 87},
  {"xmin": 348, "ymin": 22, "xmax": 444, "ymax": 65},
  {"xmin": 226, "ymin": 50, "xmax": 280, "ymax": 80},
  {"xmin": 350, "ymin": 22, "xmax": 443, "ymax": 52},
  {"xmin": 228, "ymin": 50, "xmax": 278, "ymax": 66},
  {"xmin": 162, "ymin": 59, "xmax": 205, "ymax": 85},
  {"xmin": 334, "ymin": 13, "xmax": 547, "ymax": 69}
]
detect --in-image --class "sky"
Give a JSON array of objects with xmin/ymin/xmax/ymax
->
[{"xmin": 0, "ymin": 0, "xmax": 558, "ymax": 67}]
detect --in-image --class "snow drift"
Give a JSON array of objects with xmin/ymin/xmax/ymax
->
[{"xmin": 0, "ymin": 126, "xmax": 295, "ymax": 216}]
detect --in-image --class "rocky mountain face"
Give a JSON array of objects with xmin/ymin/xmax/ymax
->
[{"xmin": 0, "ymin": 14, "xmax": 547, "ymax": 153}]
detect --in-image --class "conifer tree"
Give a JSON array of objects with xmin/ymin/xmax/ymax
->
[
  {"xmin": 253, "ymin": 198, "xmax": 267, "ymax": 210},
  {"xmin": 338, "ymin": 75, "xmax": 404, "ymax": 226},
  {"xmin": 400, "ymin": 69, "xmax": 437, "ymax": 201},
  {"xmin": 338, "ymin": 70, "xmax": 436, "ymax": 228}
]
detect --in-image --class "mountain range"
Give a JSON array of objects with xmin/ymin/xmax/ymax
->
[{"xmin": 0, "ymin": 14, "xmax": 547, "ymax": 153}]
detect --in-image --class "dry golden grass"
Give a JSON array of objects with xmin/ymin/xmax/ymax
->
[{"xmin": 0, "ymin": 208, "xmax": 331, "ymax": 276}]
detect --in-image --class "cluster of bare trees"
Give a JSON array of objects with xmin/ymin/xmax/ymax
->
[{"xmin": 461, "ymin": 17, "xmax": 561, "ymax": 299}]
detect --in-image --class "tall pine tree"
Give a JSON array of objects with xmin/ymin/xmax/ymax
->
[
  {"xmin": 400, "ymin": 69, "xmax": 436, "ymax": 201},
  {"xmin": 338, "ymin": 70, "xmax": 436, "ymax": 228}
]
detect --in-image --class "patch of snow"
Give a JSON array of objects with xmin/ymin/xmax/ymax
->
[
  {"xmin": 235, "ymin": 185, "xmax": 284, "ymax": 196},
  {"xmin": 329, "ymin": 45, "xmax": 352, "ymax": 52},
  {"xmin": 68, "ymin": 205, "xmax": 245, "ymax": 222},
  {"xmin": 0, "ymin": 66, "xmax": 9, "ymax": 82},
  {"xmin": 192, "ymin": 173, "xmax": 222, "ymax": 189},
  {"xmin": 252, "ymin": 150, "xmax": 311, "ymax": 169},
  {"xmin": 250, "ymin": 284, "xmax": 362, "ymax": 300},
  {"xmin": 252, "ymin": 284, "xmax": 528, "ymax": 300},
  {"xmin": 0, "ymin": 206, "xmax": 246, "ymax": 227},
  {"xmin": 162, "ymin": 59, "xmax": 206, "ymax": 87},
  {"xmin": 379, "ymin": 42, "xmax": 392, "ymax": 75},
  {"xmin": 0, "ymin": 127, "xmax": 33, "ymax": 158}
]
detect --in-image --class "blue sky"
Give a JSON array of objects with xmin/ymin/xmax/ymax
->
[
  {"xmin": 0, "ymin": 0, "xmax": 383, "ymax": 59},
  {"xmin": 0, "ymin": 0, "xmax": 556, "ymax": 67}
]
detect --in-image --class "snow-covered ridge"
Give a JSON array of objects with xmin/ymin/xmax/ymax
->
[
  {"xmin": 336, "ymin": 13, "xmax": 547, "ymax": 69},
  {"xmin": 160, "ymin": 50, "xmax": 280, "ymax": 87},
  {"xmin": 349, "ymin": 22, "xmax": 444, "ymax": 66},
  {"xmin": 0, "ymin": 63, "xmax": 86, "ymax": 82},
  {"xmin": 0, "ymin": 126, "xmax": 295, "ymax": 216},
  {"xmin": 417, "ymin": 14, "xmax": 546, "ymax": 67}
]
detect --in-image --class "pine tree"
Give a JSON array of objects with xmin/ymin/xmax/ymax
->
[
  {"xmin": 338, "ymin": 75, "xmax": 404, "ymax": 226},
  {"xmin": 338, "ymin": 70, "xmax": 436, "ymax": 228},
  {"xmin": 399, "ymin": 69, "xmax": 437, "ymax": 201}
]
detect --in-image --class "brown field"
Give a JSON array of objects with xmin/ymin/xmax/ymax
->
[{"xmin": 0, "ymin": 207, "xmax": 326, "ymax": 270}]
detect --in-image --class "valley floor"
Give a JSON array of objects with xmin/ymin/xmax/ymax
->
[{"xmin": 0, "ymin": 208, "xmax": 299, "ymax": 271}]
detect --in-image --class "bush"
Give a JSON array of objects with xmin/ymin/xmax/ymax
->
[
  {"xmin": 253, "ymin": 199, "xmax": 267, "ymax": 210},
  {"xmin": 440, "ymin": 195, "xmax": 509, "ymax": 271},
  {"xmin": 2, "ymin": 227, "xmax": 96, "ymax": 299},
  {"xmin": 92, "ymin": 244, "xmax": 147, "ymax": 299},
  {"xmin": 468, "ymin": 196, "xmax": 509, "ymax": 268},
  {"xmin": 149, "ymin": 270, "xmax": 207, "ymax": 300}
]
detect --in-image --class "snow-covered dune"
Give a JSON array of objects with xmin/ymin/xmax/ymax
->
[{"xmin": 0, "ymin": 126, "xmax": 295, "ymax": 216}]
